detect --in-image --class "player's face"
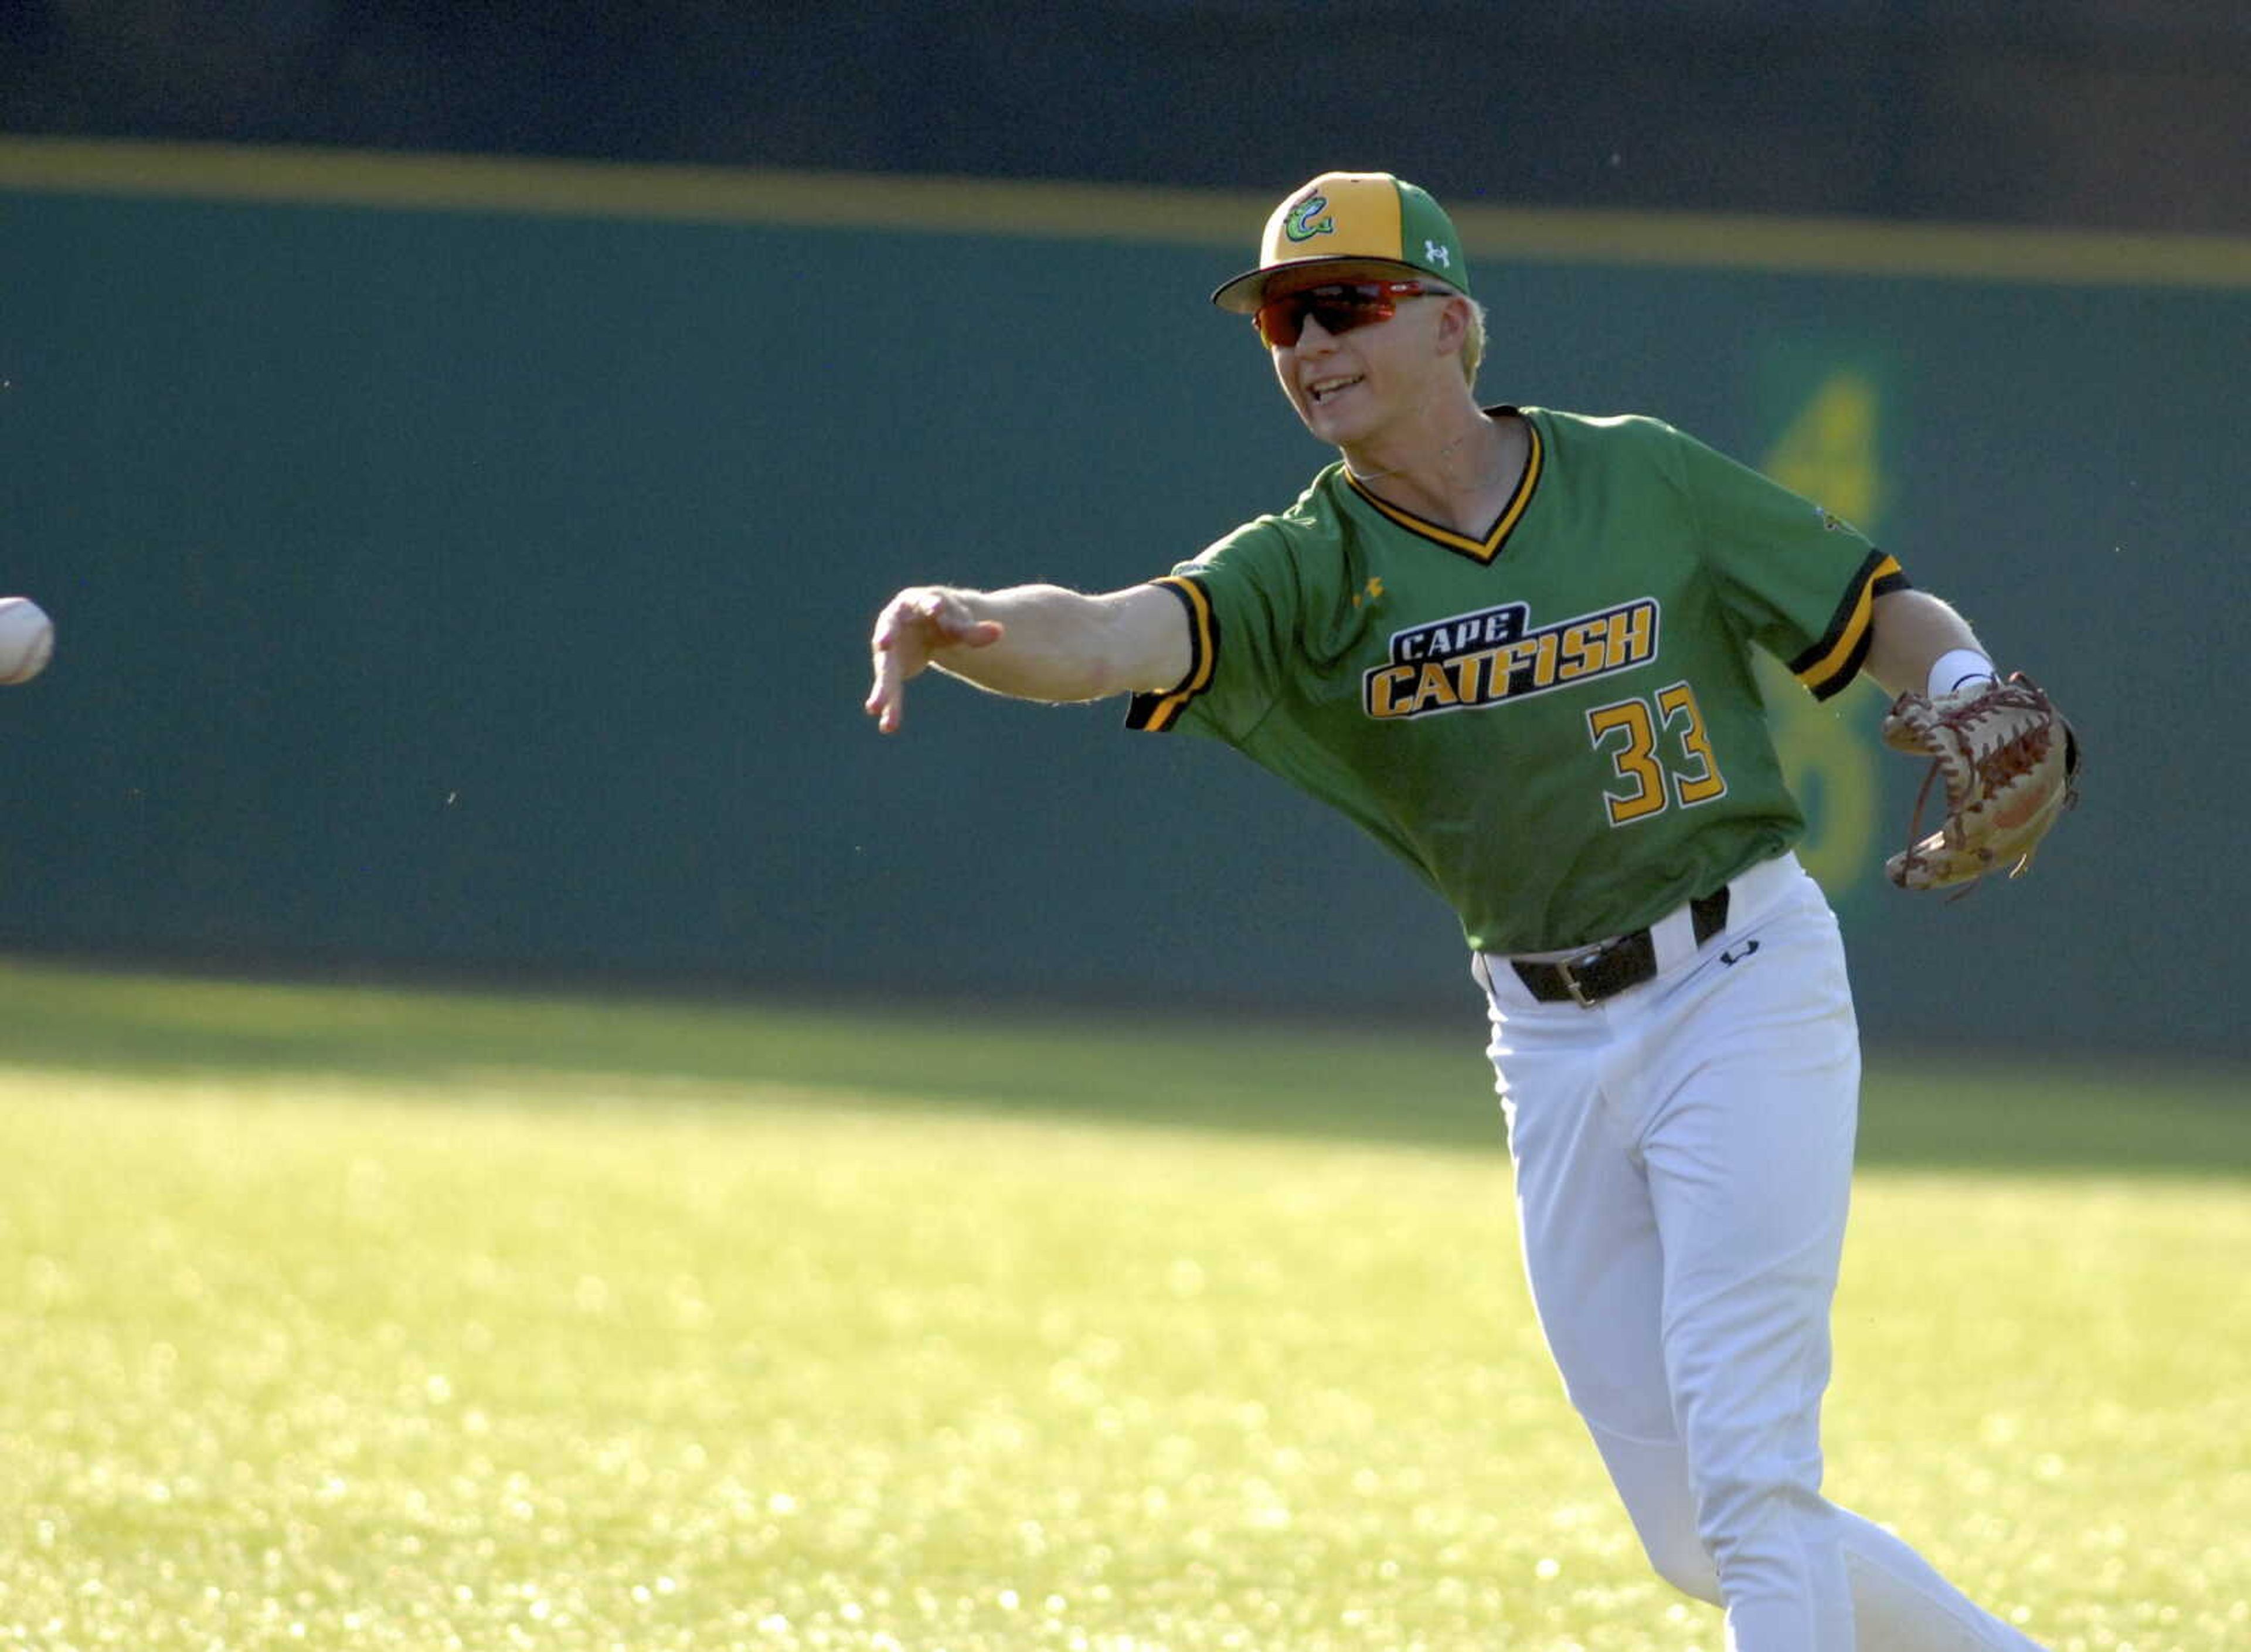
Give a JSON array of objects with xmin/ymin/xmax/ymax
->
[{"xmin": 1262, "ymin": 278, "xmax": 1454, "ymax": 446}]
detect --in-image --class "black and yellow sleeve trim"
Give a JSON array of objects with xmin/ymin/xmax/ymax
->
[
  {"xmin": 1789, "ymin": 549, "xmax": 1911, "ymax": 700},
  {"xmin": 1123, "ymin": 575, "xmax": 1217, "ymax": 732},
  {"xmin": 1343, "ymin": 417, "xmax": 1544, "ymax": 565}
]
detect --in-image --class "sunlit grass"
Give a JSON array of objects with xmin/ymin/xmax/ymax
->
[{"xmin": 1, "ymin": 963, "xmax": 2246, "ymax": 1648}]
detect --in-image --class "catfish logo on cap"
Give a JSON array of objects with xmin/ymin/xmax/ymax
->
[
  {"xmin": 1283, "ymin": 192, "xmax": 1335, "ymax": 243},
  {"xmin": 1212, "ymin": 171, "xmax": 1470, "ymax": 314}
]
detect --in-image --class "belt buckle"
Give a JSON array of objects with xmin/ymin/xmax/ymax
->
[{"xmin": 1555, "ymin": 944, "xmax": 1609, "ymax": 1008}]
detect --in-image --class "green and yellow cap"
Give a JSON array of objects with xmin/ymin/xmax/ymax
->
[{"xmin": 1211, "ymin": 171, "xmax": 1469, "ymax": 313}]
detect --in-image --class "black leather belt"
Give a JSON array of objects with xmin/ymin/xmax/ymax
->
[{"xmin": 1511, "ymin": 887, "xmax": 1732, "ymax": 1007}]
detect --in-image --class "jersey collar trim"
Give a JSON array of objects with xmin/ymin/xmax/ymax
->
[{"xmin": 1342, "ymin": 410, "xmax": 1543, "ymax": 565}]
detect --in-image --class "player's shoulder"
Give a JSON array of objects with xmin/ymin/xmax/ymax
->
[
  {"xmin": 1513, "ymin": 406, "xmax": 1708, "ymax": 498},
  {"xmin": 1182, "ymin": 464, "xmax": 1350, "ymax": 569},
  {"xmin": 1267, "ymin": 461, "xmax": 1359, "ymax": 533},
  {"xmin": 1515, "ymin": 404, "xmax": 1691, "ymax": 453}
]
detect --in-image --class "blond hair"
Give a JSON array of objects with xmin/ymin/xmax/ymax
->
[{"xmin": 1449, "ymin": 288, "xmax": 1488, "ymax": 387}]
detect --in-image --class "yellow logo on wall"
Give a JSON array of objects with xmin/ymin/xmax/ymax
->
[{"xmin": 1760, "ymin": 366, "xmax": 1886, "ymax": 898}]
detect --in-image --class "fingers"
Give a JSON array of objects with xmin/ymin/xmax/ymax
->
[
  {"xmin": 863, "ymin": 592, "xmax": 935, "ymax": 736},
  {"xmin": 865, "ymin": 630, "xmax": 909, "ymax": 733},
  {"xmin": 865, "ymin": 588, "xmax": 1003, "ymax": 734}
]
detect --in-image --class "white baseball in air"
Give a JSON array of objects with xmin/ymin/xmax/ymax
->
[{"xmin": 0, "ymin": 597, "xmax": 55, "ymax": 685}]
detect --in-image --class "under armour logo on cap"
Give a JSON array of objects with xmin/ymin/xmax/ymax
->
[{"xmin": 1426, "ymin": 241, "xmax": 1451, "ymax": 267}]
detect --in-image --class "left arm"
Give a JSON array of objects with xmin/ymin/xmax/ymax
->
[{"xmin": 1861, "ymin": 589, "xmax": 1991, "ymax": 700}]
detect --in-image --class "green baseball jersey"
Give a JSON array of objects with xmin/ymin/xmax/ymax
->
[{"xmin": 1125, "ymin": 407, "xmax": 1907, "ymax": 955}]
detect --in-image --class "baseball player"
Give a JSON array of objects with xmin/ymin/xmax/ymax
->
[{"xmin": 866, "ymin": 172, "xmax": 2069, "ymax": 1650}]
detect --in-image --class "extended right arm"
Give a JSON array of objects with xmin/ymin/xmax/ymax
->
[{"xmin": 864, "ymin": 582, "xmax": 1191, "ymax": 733}]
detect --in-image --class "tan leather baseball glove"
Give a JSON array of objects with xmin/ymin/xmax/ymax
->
[{"xmin": 1882, "ymin": 672, "xmax": 2081, "ymax": 890}]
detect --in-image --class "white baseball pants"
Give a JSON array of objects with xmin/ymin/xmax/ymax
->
[{"xmin": 1476, "ymin": 853, "xmax": 2045, "ymax": 1651}]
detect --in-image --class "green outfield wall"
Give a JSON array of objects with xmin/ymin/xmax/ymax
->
[{"xmin": 2, "ymin": 142, "xmax": 2244, "ymax": 1057}]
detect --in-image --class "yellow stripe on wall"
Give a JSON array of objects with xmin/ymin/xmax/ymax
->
[
  {"xmin": 0, "ymin": 137, "xmax": 1259, "ymax": 239},
  {"xmin": 5, "ymin": 137, "xmax": 2251, "ymax": 290}
]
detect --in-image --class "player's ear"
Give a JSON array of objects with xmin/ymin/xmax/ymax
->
[{"xmin": 1430, "ymin": 293, "xmax": 1469, "ymax": 359}]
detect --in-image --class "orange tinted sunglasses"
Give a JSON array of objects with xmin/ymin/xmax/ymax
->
[{"xmin": 1253, "ymin": 280, "xmax": 1437, "ymax": 348}]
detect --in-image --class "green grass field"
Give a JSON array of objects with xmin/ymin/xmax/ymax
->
[{"xmin": 1, "ymin": 960, "xmax": 2246, "ymax": 1650}]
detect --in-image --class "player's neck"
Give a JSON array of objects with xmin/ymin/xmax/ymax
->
[{"xmin": 1342, "ymin": 406, "xmax": 1524, "ymax": 538}]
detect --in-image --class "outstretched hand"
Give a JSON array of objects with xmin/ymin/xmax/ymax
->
[{"xmin": 865, "ymin": 586, "xmax": 1004, "ymax": 733}]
